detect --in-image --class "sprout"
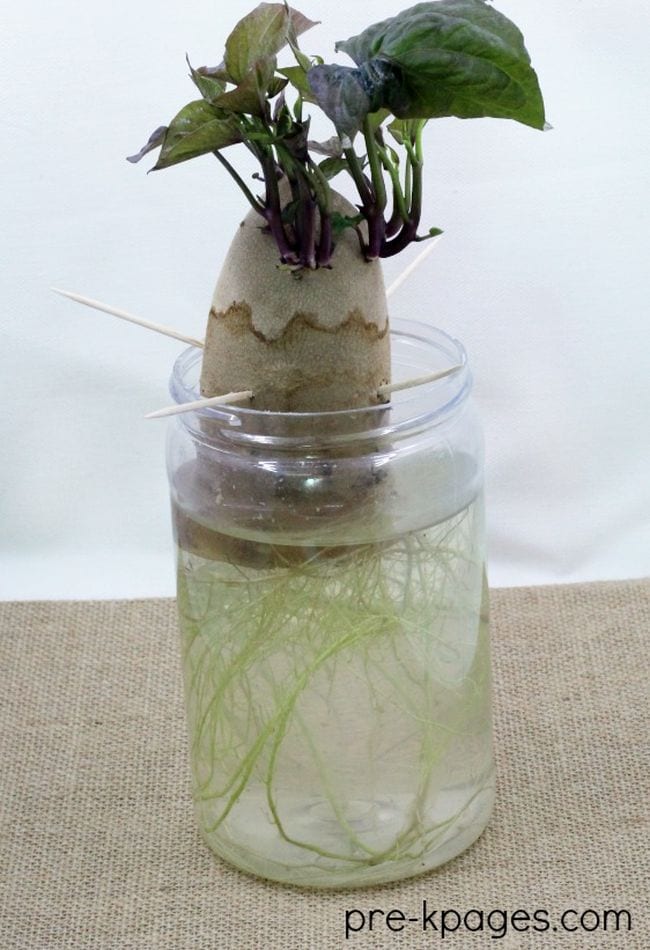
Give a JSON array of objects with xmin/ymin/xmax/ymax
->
[{"xmin": 129, "ymin": 1, "xmax": 546, "ymax": 269}]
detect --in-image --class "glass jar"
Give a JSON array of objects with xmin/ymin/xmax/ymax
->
[{"xmin": 167, "ymin": 319, "xmax": 494, "ymax": 888}]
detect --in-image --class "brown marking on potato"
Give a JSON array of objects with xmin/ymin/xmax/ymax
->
[{"xmin": 208, "ymin": 302, "xmax": 389, "ymax": 345}]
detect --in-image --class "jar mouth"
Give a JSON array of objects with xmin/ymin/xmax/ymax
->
[{"xmin": 170, "ymin": 318, "xmax": 471, "ymax": 447}]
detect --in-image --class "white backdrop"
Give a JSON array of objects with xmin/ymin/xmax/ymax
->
[{"xmin": 1, "ymin": 0, "xmax": 649, "ymax": 599}]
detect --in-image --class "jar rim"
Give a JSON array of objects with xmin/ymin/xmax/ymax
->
[{"xmin": 170, "ymin": 318, "xmax": 472, "ymax": 447}]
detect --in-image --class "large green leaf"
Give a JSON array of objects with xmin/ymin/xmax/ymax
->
[
  {"xmin": 336, "ymin": 0, "xmax": 546, "ymax": 129},
  {"xmin": 336, "ymin": 14, "xmax": 392, "ymax": 66},
  {"xmin": 224, "ymin": 3, "xmax": 318, "ymax": 84},
  {"xmin": 148, "ymin": 101, "xmax": 242, "ymax": 170}
]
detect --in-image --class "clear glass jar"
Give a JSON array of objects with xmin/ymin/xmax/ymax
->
[{"xmin": 167, "ymin": 319, "xmax": 494, "ymax": 888}]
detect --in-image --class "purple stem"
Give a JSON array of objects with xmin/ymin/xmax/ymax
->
[
  {"xmin": 380, "ymin": 153, "xmax": 423, "ymax": 259},
  {"xmin": 384, "ymin": 205, "xmax": 404, "ymax": 240},
  {"xmin": 317, "ymin": 212, "xmax": 333, "ymax": 267},
  {"xmin": 299, "ymin": 194, "xmax": 317, "ymax": 269},
  {"xmin": 366, "ymin": 213, "xmax": 387, "ymax": 261},
  {"xmin": 265, "ymin": 206, "xmax": 299, "ymax": 263},
  {"xmin": 263, "ymin": 152, "xmax": 299, "ymax": 264},
  {"xmin": 379, "ymin": 221, "xmax": 418, "ymax": 258}
]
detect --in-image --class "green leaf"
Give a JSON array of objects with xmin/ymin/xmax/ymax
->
[
  {"xmin": 388, "ymin": 117, "xmax": 424, "ymax": 146},
  {"xmin": 212, "ymin": 57, "xmax": 277, "ymax": 116},
  {"xmin": 187, "ymin": 57, "xmax": 226, "ymax": 104},
  {"xmin": 318, "ymin": 157, "xmax": 348, "ymax": 180},
  {"xmin": 307, "ymin": 65, "xmax": 370, "ymax": 137},
  {"xmin": 284, "ymin": 118, "xmax": 311, "ymax": 160},
  {"xmin": 278, "ymin": 65, "xmax": 317, "ymax": 102},
  {"xmin": 331, "ymin": 211, "xmax": 364, "ymax": 236},
  {"xmin": 308, "ymin": 136, "xmax": 343, "ymax": 158},
  {"xmin": 224, "ymin": 3, "xmax": 318, "ymax": 84},
  {"xmin": 126, "ymin": 126, "xmax": 167, "ymax": 164},
  {"xmin": 287, "ymin": 8, "xmax": 314, "ymax": 72},
  {"xmin": 336, "ymin": 0, "xmax": 546, "ymax": 130},
  {"xmin": 268, "ymin": 75, "xmax": 289, "ymax": 98},
  {"xmin": 245, "ymin": 128, "xmax": 278, "ymax": 146},
  {"xmin": 422, "ymin": 226, "xmax": 443, "ymax": 239},
  {"xmin": 366, "ymin": 108, "xmax": 391, "ymax": 132},
  {"xmin": 149, "ymin": 100, "xmax": 243, "ymax": 170},
  {"xmin": 308, "ymin": 60, "xmax": 398, "ymax": 137},
  {"xmin": 281, "ymin": 198, "xmax": 300, "ymax": 224},
  {"xmin": 288, "ymin": 39, "xmax": 312, "ymax": 74},
  {"xmin": 335, "ymin": 13, "xmax": 393, "ymax": 66}
]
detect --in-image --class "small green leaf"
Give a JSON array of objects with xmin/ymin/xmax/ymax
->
[
  {"xmin": 281, "ymin": 198, "xmax": 300, "ymax": 224},
  {"xmin": 268, "ymin": 75, "xmax": 289, "ymax": 98},
  {"xmin": 388, "ymin": 117, "xmax": 424, "ymax": 146},
  {"xmin": 199, "ymin": 62, "xmax": 230, "ymax": 81},
  {"xmin": 278, "ymin": 66, "xmax": 317, "ymax": 102},
  {"xmin": 366, "ymin": 109, "xmax": 391, "ymax": 132},
  {"xmin": 331, "ymin": 211, "xmax": 364, "ymax": 236},
  {"xmin": 245, "ymin": 129, "xmax": 278, "ymax": 146},
  {"xmin": 308, "ymin": 136, "xmax": 343, "ymax": 158},
  {"xmin": 318, "ymin": 157, "xmax": 348, "ymax": 180},
  {"xmin": 288, "ymin": 39, "xmax": 312, "ymax": 73},
  {"xmin": 151, "ymin": 101, "xmax": 243, "ymax": 170},
  {"xmin": 281, "ymin": 119, "xmax": 311, "ymax": 161},
  {"xmin": 336, "ymin": 0, "xmax": 546, "ymax": 130},
  {"xmin": 224, "ymin": 3, "xmax": 318, "ymax": 84},
  {"xmin": 287, "ymin": 9, "xmax": 315, "ymax": 72},
  {"xmin": 126, "ymin": 126, "xmax": 167, "ymax": 164},
  {"xmin": 273, "ymin": 89, "xmax": 289, "ymax": 124},
  {"xmin": 212, "ymin": 57, "xmax": 277, "ymax": 116},
  {"xmin": 187, "ymin": 56, "xmax": 226, "ymax": 104}
]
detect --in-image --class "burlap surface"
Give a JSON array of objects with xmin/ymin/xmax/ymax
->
[{"xmin": 1, "ymin": 581, "xmax": 648, "ymax": 949}]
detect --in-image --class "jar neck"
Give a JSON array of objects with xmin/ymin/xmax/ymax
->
[{"xmin": 170, "ymin": 319, "xmax": 471, "ymax": 453}]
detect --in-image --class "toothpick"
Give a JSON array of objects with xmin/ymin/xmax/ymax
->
[
  {"xmin": 146, "ymin": 366, "xmax": 463, "ymax": 420},
  {"xmin": 64, "ymin": 234, "xmax": 445, "ymax": 419},
  {"xmin": 145, "ymin": 390, "xmax": 254, "ymax": 420},
  {"xmin": 53, "ymin": 235, "xmax": 440, "ymax": 354},
  {"xmin": 386, "ymin": 236, "xmax": 442, "ymax": 299},
  {"xmin": 51, "ymin": 287, "xmax": 205, "ymax": 349},
  {"xmin": 377, "ymin": 363, "xmax": 463, "ymax": 398}
]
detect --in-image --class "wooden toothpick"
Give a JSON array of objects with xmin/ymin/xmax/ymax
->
[
  {"xmin": 54, "ymin": 235, "xmax": 441, "ymax": 352},
  {"xmin": 146, "ymin": 233, "xmax": 454, "ymax": 419},
  {"xmin": 145, "ymin": 390, "xmax": 254, "ymax": 420},
  {"xmin": 51, "ymin": 287, "xmax": 205, "ymax": 349},
  {"xmin": 59, "ymin": 235, "xmax": 445, "ymax": 418},
  {"xmin": 145, "ymin": 366, "xmax": 463, "ymax": 420},
  {"xmin": 377, "ymin": 363, "xmax": 463, "ymax": 397},
  {"xmin": 386, "ymin": 236, "xmax": 442, "ymax": 299}
]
